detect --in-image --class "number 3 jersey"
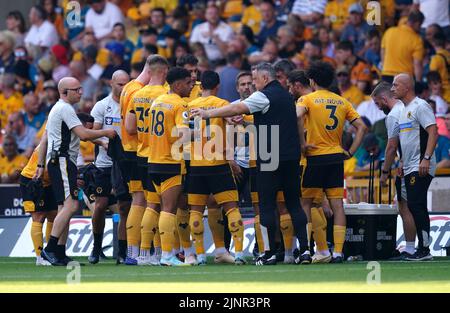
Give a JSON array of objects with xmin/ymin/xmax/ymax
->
[
  {"xmin": 297, "ymin": 89, "xmax": 360, "ymax": 163},
  {"xmin": 128, "ymin": 84, "xmax": 169, "ymax": 158},
  {"xmin": 147, "ymin": 93, "xmax": 190, "ymax": 173}
]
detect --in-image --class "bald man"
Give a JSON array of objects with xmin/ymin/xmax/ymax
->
[
  {"xmin": 392, "ymin": 73, "xmax": 438, "ymax": 261},
  {"xmin": 38, "ymin": 77, "xmax": 117, "ymax": 266},
  {"xmin": 88, "ymin": 70, "xmax": 131, "ymax": 264}
]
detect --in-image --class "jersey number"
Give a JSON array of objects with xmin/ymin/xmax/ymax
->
[
  {"xmin": 325, "ymin": 105, "xmax": 338, "ymax": 131},
  {"xmin": 136, "ymin": 107, "xmax": 150, "ymax": 133},
  {"xmin": 150, "ymin": 110, "xmax": 165, "ymax": 136}
]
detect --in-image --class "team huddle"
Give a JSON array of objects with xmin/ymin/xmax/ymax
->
[{"xmin": 20, "ymin": 52, "xmax": 434, "ymax": 267}]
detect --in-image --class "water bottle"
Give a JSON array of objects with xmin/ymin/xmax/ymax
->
[{"xmin": 346, "ymin": 255, "xmax": 363, "ymax": 262}]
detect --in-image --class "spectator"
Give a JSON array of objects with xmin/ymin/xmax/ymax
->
[
  {"xmin": 413, "ymin": 0, "xmax": 450, "ymax": 36},
  {"xmin": 131, "ymin": 27, "xmax": 163, "ymax": 64},
  {"xmin": 85, "ymin": 0, "xmax": 124, "ymax": 43},
  {"xmin": 14, "ymin": 59, "xmax": 34, "ymax": 95},
  {"xmin": 429, "ymin": 33, "xmax": 450, "ymax": 103},
  {"xmin": 5, "ymin": 112, "xmax": 36, "ymax": 158},
  {"xmin": 6, "ymin": 11, "xmax": 27, "ymax": 47},
  {"xmin": 70, "ymin": 60, "xmax": 98, "ymax": 102},
  {"xmin": 427, "ymin": 71, "xmax": 449, "ymax": 117},
  {"xmin": 294, "ymin": 39, "xmax": 335, "ymax": 69},
  {"xmin": 101, "ymin": 41, "xmax": 130, "ymax": 81},
  {"xmin": 324, "ymin": 0, "xmax": 353, "ymax": 33},
  {"xmin": 340, "ymin": 3, "xmax": 373, "ymax": 55},
  {"xmin": 242, "ymin": 0, "xmax": 263, "ymax": 35},
  {"xmin": 425, "ymin": 23, "xmax": 444, "ymax": 46},
  {"xmin": 190, "ymin": 5, "xmax": 234, "ymax": 64},
  {"xmin": 318, "ymin": 26, "xmax": 335, "ymax": 59},
  {"xmin": 337, "ymin": 66, "xmax": 365, "ymax": 108},
  {"xmin": 112, "ymin": 23, "xmax": 135, "ymax": 63},
  {"xmin": 335, "ymin": 40, "xmax": 372, "ymax": 92},
  {"xmin": 256, "ymin": 0, "xmax": 285, "ymax": 47},
  {"xmin": 356, "ymin": 133, "xmax": 385, "ymax": 171},
  {"xmin": 363, "ymin": 29, "xmax": 382, "ymax": 70},
  {"xmin": 22, "ymin": 93, "xmax": 46, "ymax": 131},
  {"xmin": 40, "ymin": 0, "xmax": 65, "ymax": 38},
  {"xmin": 274, "ymin": 59, "xmax": 296, "ymax": 89},
  {"xmin": 0, "ymin": 31, "xmax": 16, "ymax": 75},
  {"xmin": 191, "ymin": 2, "xmax": 207, "ymax": 32},
  {"xmin": 277, "ymin": 25, "xmax": 300, "ymax": 58},
  {"xmin": 237, "ymin": 25, "xmax": 260, "ymax": 55},
  {"xmin": 436, "ymin": 110, "xmax": 450, "ymax": 168},
  {"xmin": 151, "ymin": 8, "xmax": 172, "ymax": 47},
  {"xmin": 0, "ymin": 135, "xmax": 28, "ymax": 184},
  {"xmin": 276, "ymin": 0, "xmax": 295, "ymax": 22},
  {"xmin": 42, "ymin": 80, "xmax": 59, "ymax": 110},
  {"xmin": 217, "ymin": 52, "xmax": 242, "ymax": 102},
  {"xmin": 0, "ymin": 73, "xmax": 24, "ymax": 130},
  {"xmin": 81, "ymin": 45, "xmax": 104, "ymax": 81},
  {"xmin": 50, "ymin": 44, "xmax": 71, "ymax": 83},
  {"xmin": 64, "ymin": 0, "xmax": 89, "ymax": 44},
  {"xmin": 248, "ymin": 36, "xmax": 280, "ymax": 65},
  {"xmin": 291, "ymin": 0, "xmax": 327, "ymax": 26},
  {"xmin": 381, "ymin": 10, "xmax": 425, "ymax": 82},
  {"xmin": 24, "ymin": 5, "xmax": 59, "ymax": 55}
]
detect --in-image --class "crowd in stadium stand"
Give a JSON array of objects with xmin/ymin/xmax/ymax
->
[{"xmin": 0, "ymin": 0, "xmax": 449, "ymax": 185}]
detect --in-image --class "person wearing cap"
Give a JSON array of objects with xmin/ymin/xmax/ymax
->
[
  {"xmin": 340, "ymin": 3, "xmax": 373, "ymax": 55},
  {"xmin": 337, "ymin": 65, "xmax": 365, "ymax": 108},
  {"xmin": 85, "ymin": 0, "xmax": 124, "ymax": 43},
  {"xmin": 50, "ymin": 44, "xmax": 71, "ymax": 83},
  {"xmin": 101, "ymin": 41, "xmax": 130, "ymax": 81}
]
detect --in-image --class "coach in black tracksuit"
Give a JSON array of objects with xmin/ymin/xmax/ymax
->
[{"xmin": 190, "ymin": 63, "xmax": 309, "ymax": 265}]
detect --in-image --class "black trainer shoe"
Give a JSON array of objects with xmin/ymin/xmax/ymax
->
[
  {"xmin": 389, "ymin": 251, "xmax": 413, "ymax": 261},
  {"xmin": 41, "ymin": 249, "xmax": 65, "ymax": 266},
  {"xmin": 88, "ymin": 249, "xmax": 101, "ymax": 264},
  {"xmin": 330, "ymin": 255, "xmax": 344, "ymax": 263},
  {"xmin": 293, "ymin": 248, "xmax": 300, "ymax": 259},
  {"xmin": 255, "ymin": 253, "xmax": 277, "ymax": 266},
  {"xmin": 176, "ymin": 251, "xmax": 185, "ymax": 262},
  {"xmin": 295, "ymin": 252, "xmax": 312, "ymax": 265},
  {"xmin": 100, "ymin": 250, "xmax": 108, "ymax": 260},
  {"xmin": 275, "ymin": 249, "xmax": 285, "ymax": 262},
  {"xmin": 405, "ymin": 249, "xmax": 433, "ymax": 261}
]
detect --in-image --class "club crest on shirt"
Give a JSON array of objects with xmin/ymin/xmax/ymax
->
[
  {"xmin": 407, "ymin": 111, "xmax": 412, "ymax": 119},
  {"xmin": 410, "ymin": 176, "xmax": 416, "ymax": 185},
  {"xmin": 106, "ymin": 106, "xmax": 112, "ymax": 113},
  {"xmin": 105, "ymin": 117, "xmax": 113, "ymax": 125}
]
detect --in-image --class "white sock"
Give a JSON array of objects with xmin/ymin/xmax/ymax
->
[
  {"xmin": 184, "ymin": 246, "xmax": 195, "ymax": 257},
  {"xmin": 215, "ymin": 247, "xmax": 227, "ymax": 255},
  {"xmin": 162, "ymin": 251, "xmax": 172, "ymax": 259},
  {"xmin": 154, "ymin": 247, "xmax": 162, "ymax": 256},
  {"xmin": 128, "ymin": 245, "xmax": 139, "ymax": 258},
  {"xmin": 172, "ymin": 248, "xmax": 181, "ymax": 255},
  {"xmin": 235, "ymin": 251, "xmax": 244, "ymax": 259},
  {"xmin": 333, "ymin": 252, "xmax": 342, "ymax": 258},
  {"xmin": 140, "ymin": 249, "xmax": 149, "ymax": 257},
  {"xmin": 285, "ymin": 249, "xmax": 293, "ymax": 257},
  {"xmin": 317, "ymin": 249, "xmax": 331, "ymax": 256},
  {"xmin": 405, "ymin": 241, "xmax": 415, "ymax": 254}
]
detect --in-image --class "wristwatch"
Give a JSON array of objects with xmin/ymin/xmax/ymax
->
[{"xmin": 424, "ymin": 154, "xmax": 431, "ymax": 161}]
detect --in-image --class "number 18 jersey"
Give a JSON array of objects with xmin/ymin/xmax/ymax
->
[{"xmin": 297, "ymin": 89, "xmax": 360, "ymax": 158}]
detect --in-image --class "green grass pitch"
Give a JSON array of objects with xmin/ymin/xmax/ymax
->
[{"xmin": 1, "ymin": 257, "xmax": 450, "ymax": 293}]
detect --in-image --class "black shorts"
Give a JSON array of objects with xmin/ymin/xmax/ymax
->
[
  {"xmin": 249, "ymin": 166, "xmax": 258, "ymax": 194},
  {"xmin": 302, "ymin": 161, "xmax": 344, "ymax": 189},
  {"xmin": 20, "ymin": 176, "xmax": 58, "ymax": 212},
  {"xmin": 95, "ymin": 164, "xmax": 131, "ymax": 202},
  {"xmin": 123, "ymin": 151, "xmax": 140, "ymax": 182},
  {"xmin": 187, "ymin": 164, "xmax": 238, "ymax": 205},
  {"xmin": 47, "ymin": 156, "xmax": 79, "ymax": 205}
]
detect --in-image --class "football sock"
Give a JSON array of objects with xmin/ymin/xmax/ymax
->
[
  {"xmin": 93, "ymin": 232, "xmax": 103, "ymax": 251},
  {"xmin": 118, "ymin": 240, "xmax": 127, "ymax": 258},
  {"xmin": 254, "ymin": 215, "xmax": 264, "ymax": 254},
  {"xmin": 176, "ymin": 208, "xmax": 192, "ymax": 251},
  {"xmin": 279, "ymin": 214, "xmax": 294, "ymax": 255},
  {"xmin": 207, "ymin": 208, "xmax": 225, "ymax": 249},
  {"xmin": 45, "ymin": 221, "xmax": 53, "ymax": 243},
  {"xmin": 140, "ymin": 208, "xmax": 159, "ymax": 251},
  {"xmin": 126, "ymin": 205, "xmax": 145, "ymax": 245},
  {"xmin": 46, "ymin": 235, "xmax": 59, "ymax": 252},
  {"xmin": 31, "ymin": 222, "xmax": 43, "ymax": 257},
  {"xmin": 153, "ymin": 231, "xmax": 161, "ymax": 250},
  {"xmin": 225, "ymin": 208, "xmax": 244, "ymax": 253},
  {"xmin": 405, "ymin": 241, "xmax": 415, "ymax": 254},
  {"xmin": 307, "ymin": 222, "xmax": 312, "ymax": 244},
  {"xmin": 159, "ymin": 211, "xmax": 176, "ymax": 254},
  {"xmin": 189, "ymin": 210, "xmax": 205, "ymax": 255},
  {"xmin": 311, "ymin": 207, "xmax": 329, "ymax": 252},
  {"xmin": 333, "ymin": 225, "xmax": 346, "ymax": 255}
]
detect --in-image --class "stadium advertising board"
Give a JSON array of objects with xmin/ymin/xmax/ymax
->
[{"xmin": 1, "ymin": 215, "xmax": 449, "ymax": 258}]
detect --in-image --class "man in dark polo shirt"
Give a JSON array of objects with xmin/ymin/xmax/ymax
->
[{"xmin": 190, "ymin": 63, "xmax": 309, "ymax": 265}]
